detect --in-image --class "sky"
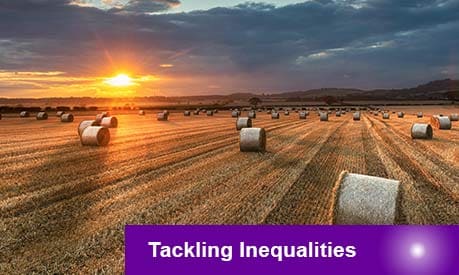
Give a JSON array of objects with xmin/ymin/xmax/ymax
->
[{"xmin": 0, "ymin": 0, "xmax": 458, "ymax": 97}]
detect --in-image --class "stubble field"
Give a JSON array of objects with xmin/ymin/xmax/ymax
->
[{"xmin": 0, "ymin": 107, "xmax": 458, "ymax": 273}]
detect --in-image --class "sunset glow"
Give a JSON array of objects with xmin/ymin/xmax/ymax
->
[{"xmin": 104, "ymin": 74, "xmax": 133, "ymax": 87}]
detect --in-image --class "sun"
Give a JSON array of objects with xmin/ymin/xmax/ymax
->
[{"xmin": 105, "ymin": 73, "xmax": 133, "ymax": 87}]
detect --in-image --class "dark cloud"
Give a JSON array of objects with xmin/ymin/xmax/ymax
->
[
  {"xmin": 0, "ymin": 0, "xmax": 458, "ymax": 94},
  {"xmin": 114, "ymin": 0, "xmax": 181, "ymax": 13}
]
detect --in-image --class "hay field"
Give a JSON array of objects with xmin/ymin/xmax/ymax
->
[{"xmin": 1, "ymin": 108, "xmax": 458, "ymax": 273}]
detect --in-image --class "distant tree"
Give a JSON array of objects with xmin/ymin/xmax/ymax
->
[
  {"xmin": 323, "ymin": 96, "xmax": 337, "ymax": 106},
  {"xmin": 249, "ymin": 97, "xmax": 262, "ymax": 107}
]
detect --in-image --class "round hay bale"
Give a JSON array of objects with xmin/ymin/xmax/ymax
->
[
  {"xmin": 449, "ymin": 113, "xmax": 458, "ymax": 121},
  {"xmin": 335, "ymin": 111, "xmax": 341, "ymax": 117},
  {"xmin": 60, "ymin": 113, "xmax": 74, "ymax": 123},
  {"xmin": 236, "ymin": 117, "xmax": 252, "ymax": 130},
  {"xmin": 36, "ymin": 112, "xmax": 48, "ymax": 120},
  {"xmin": 382, "ymin": 113, "xmax": 390, "ymax": 119},
  {"xmin": 231, "ymin": 111, "xmax": 240, "ymax": 118},
  {"xmin": 266, "ymin": 110, "xmax": 271, "ymax": 114},
  {"xmin": 430, "ymin": 115, "xmax": 451, "ymax": 130},
  {"xmin": 80, "ymin": 126, "xmax": 110, "ymax": 146},
  {"xmin": 284, "ymin": 111, "xmax": 289, "ymax": 116},
  {"xmin": 239, "ymin": 128, "xmax": 266, "ymax": 152},
  {"xmin": 332, "ymin": 171, "xmax": 400, "ymax": 225},
  {"xmin": 139, "ymin": 110, "xmax": 146, "ymax": 115},
  {"xmin": 299, "ymin": 111, "xmax": 307, "ymax": 119},
  {"xmin": 95, "ymin": 113, "xmax": 108, "ymax": 124},
  {"xmin": 353, "ymin": 112, "xmax": 361, "ymax": 121},
  {"xmin": 100, "ymin": 117, "xmax": 118, "ymax": 128},
  {"xmin": 397, "ymin": 112, "xmax": 404, "ymax": 118},
  {"xmin": 163, "ymin": 110, "xmax": 169, "ymax": 116},
  {"xmin": 184, "ymin": 111, "xmax": 191, "ymax": 116},
  {"xmin": 248, "ymin": 111, "xmax": 257, "ymax": 119},
  {"xmin": 320, "ymin": 112, "xmax": 328, "ymax": 121},
  {"xmin": 417, "ymin": 112, "xmax": 423, "ymax": 118},
  {"xmin": 20, "ymin": 111, "xmax": 30, "ymax": 118},
  {"xmin": 78, "ymin": 120, "xmax": 98, "ymax": 136},
  {"xmin": 214, "ymin": 109, "xmax": 219, "ymax": 114},
  {"xmin": 56, "ymin": 111, "xmax": 66, "ymax": 117},
  {"xmin": 206, "ymin": 110, "xmax": 214, "ymax": 116},
  {"xmin": 193, "ymin": 110, "xmax": 199, "ymax": 115},
  {"xmin": 271, "ymin": 112, "xmax": 280, "ymax": 119},
  {"xmin": 157, "ymin": 112, "xmax": 168, "ymax": 121},
  {"xmin": 411, "ymin": 123, "xmax": 433, "ymax": 139}
]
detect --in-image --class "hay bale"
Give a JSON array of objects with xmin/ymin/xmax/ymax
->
[
  {"xmin": 284, "ymin": 111, "xmax": 289, "ymax": 116},
  {"xmin": 139, "ymin": 110, "xmax": 146, "ymax": 115},
  {"xmin": 320, "ymin": 112, "xmax": 328, "ymax": 121},
  {"xmin": 184, "ymin": 111, "xmax": 191, "ymax": 116},
  {"xmin": 353, "ymin": 112, "xmax": 361, "ymax": 121},
  {"xmin": 248, "ymin": 111, "xmax": 257, "ymax": 119},
  {"xmin": 56, "ymin": 111, "xmax": 66, "ymax": 117},
  {"xmin": 266, "ymin": 110, "xmax": 271, "ymax": 114},
  {"xmin": 206, "ymin": 110, "xmax": 214, "ymax": 116},
  {"xmin": 430, "ymin": 115, "xmax": 451, "ymax": 130},
  {"xmin": 239, "ymin": 128, "xmax": 266, "ymax": 152},
  {"xmin": 271, "ymin": 112, "xmax": 280, "ymax": 119},
  {"xmin": 236, "ymin": 117, "xmax": 252, "ymax": 130},
  {"xmin": 100, "ymin": 117, "xmax": 118, "ymax": 128},
  {"xmin": 411, "ymin": 123, "xmax": 433, "ymax": 139},
  {"xmin": 397, "ymin": 112, "xmax": 404, "ymax": 118},
  {"xmin": 382, "ymin": 113, "xmax": 390, "ymax": 119},
  {"xmin": 80, "ymin": 126, "xmax": 110, "ymax": 146},
  {"xmin": 449, "ymin": 113, "xmax": 458, "ymax": 121},
  {"xmin": 417, "ymin": 112, "xmax": 423, "ymax": 118},
  {"xmin": 157, "ymin": 112, "xmax": 168, "ymax": 121},
  {"xmin": 163, "ymin": 110, "xmax": 169, "ymax": 116},
  {"xmin": 95, "ymin": 113, "xmax": 109, "ymax": 124},
  {"xmin": 299, "ymin": 111, "xmax": 307, "ymax": 119},
  {"xmin": 60, "ymin": 113, "xmax": 74, "ymax": 123},
  {"xmin": 36, "ymin": 112, "xmax": 48, "ymax": 120},
  {"xmin": 332, "ymin": 171, "xmax": 400, "ymax": 225},
  {"xmin": 193, "ymin": 110, "xmax": 199, "ymax": 115},
  {"xmin": 20, "ymin": 111, "xmax": 30, "ymax": 118},
  {"xmin": 214, "ymin": 109, "xmax": 219, "ymax": 114},
  {"xmin": 336, "ymin": 111, "xmax": 341, "ymax": 117},
  {"xmin": 78, "ymin": 120, "xmax": 98, "ymax": 136},
  {"xmin": 231, "ymin": 111, "xmax": 240, "ymax": 118}
]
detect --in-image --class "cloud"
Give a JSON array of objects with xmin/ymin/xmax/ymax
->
[
  {"xmin": 69, "ymin": 0, "xmax": 181, "ymax": 12},
  {"xmin": 0, "ymin": 0, "xmax": 458, "ymax": 95}
]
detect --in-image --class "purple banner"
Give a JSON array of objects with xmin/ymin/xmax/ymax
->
[{"xmin": 125, "ymin": 225, "xmax": 458, "ymax": 275}]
